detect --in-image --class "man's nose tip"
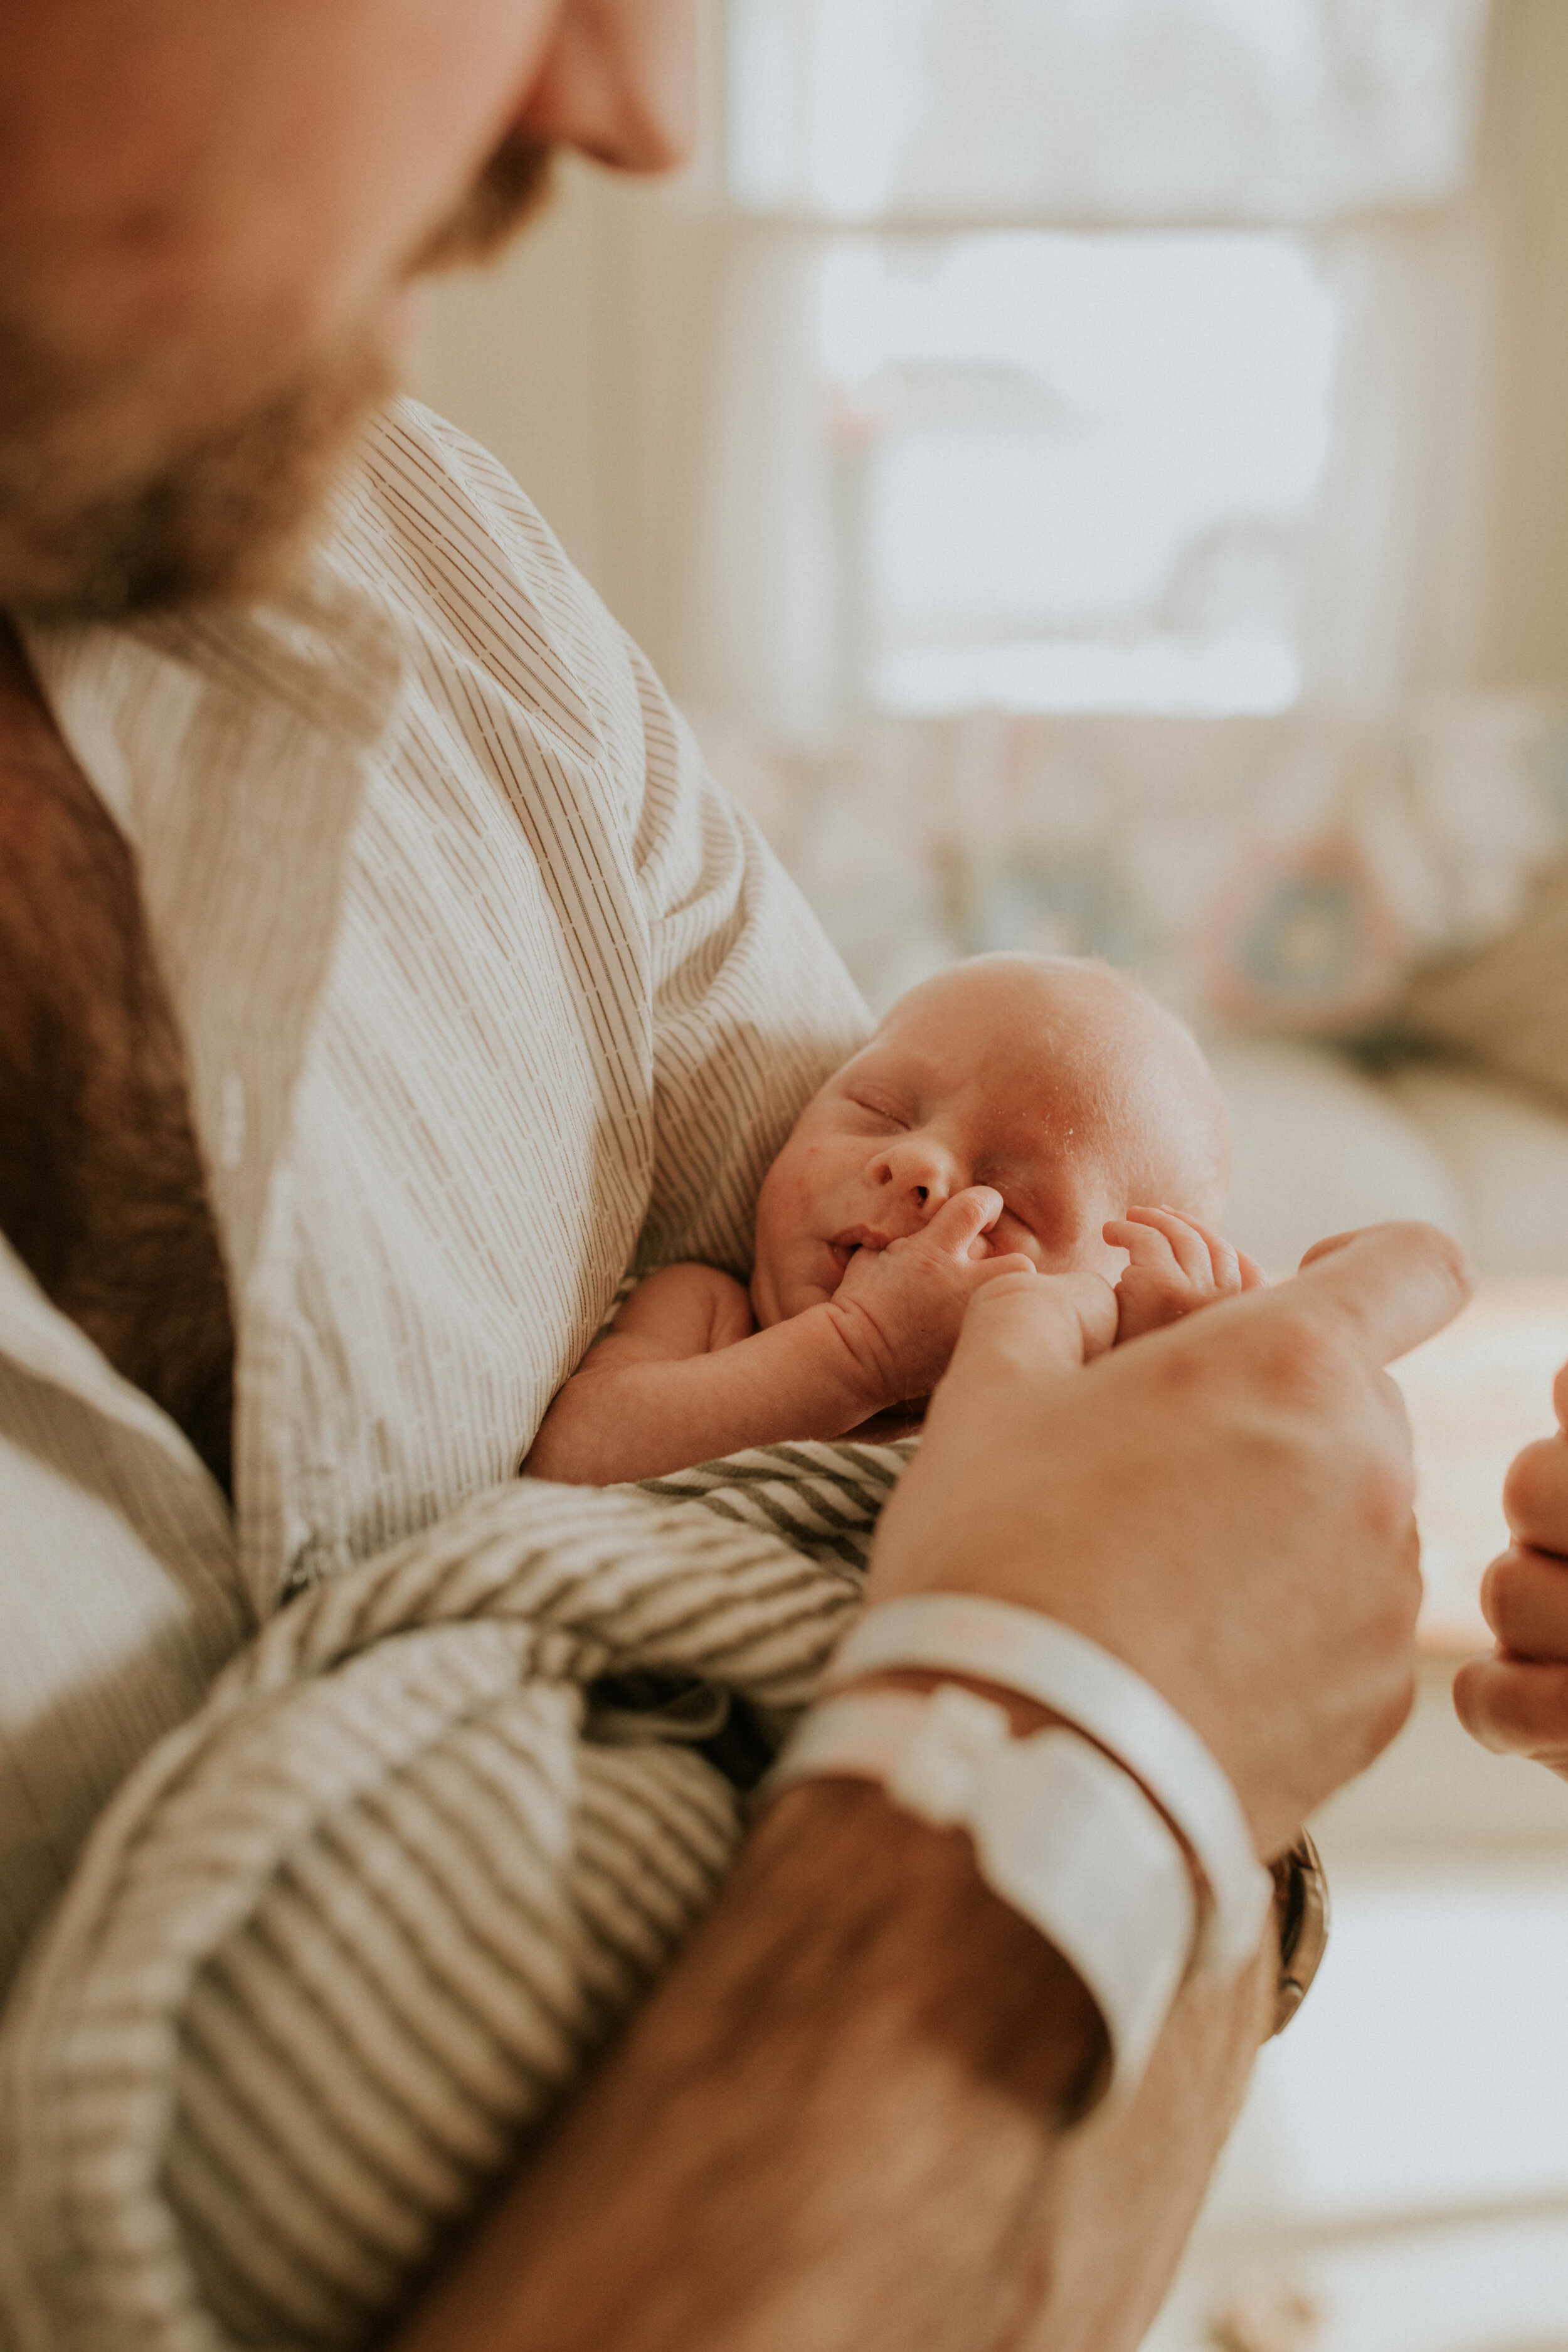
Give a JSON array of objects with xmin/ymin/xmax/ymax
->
[{"xmin": 514, "ymin": 3, "xmax": 701, "ymax": 177}]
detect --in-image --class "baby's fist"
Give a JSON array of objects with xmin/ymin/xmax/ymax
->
[
  {"xmin": 829, "ymin": 1186, "xmax": 1036, "ymax": 1404},
  {"xmin": 1105, "ymin": 1207, "xmax": 1264, "ymax": 1343}
]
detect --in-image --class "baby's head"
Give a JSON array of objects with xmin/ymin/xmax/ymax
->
[{"xmin": 751, "ymin": 953, "xmax": 1229, "ymax": 1327}]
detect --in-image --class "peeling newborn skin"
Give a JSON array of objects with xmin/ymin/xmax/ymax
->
[
  {"xmin": 749, "ymin": 953, "xmax": 1235, "ymax": 1332},
  {"xmin": 527, "ymin": 953, "xmax": 1259, "ymax": 1485}
]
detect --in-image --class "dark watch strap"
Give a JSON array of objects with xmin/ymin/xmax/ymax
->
[{"xmin": 1269, "ymin": 1827, "xmax": 1331, "ymax": 2036}]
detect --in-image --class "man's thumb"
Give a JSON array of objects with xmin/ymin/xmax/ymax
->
[
  {"xmin": 1291, "ymin": 1221, "xmax": 1471, "ymax": 1369},
  {"xmin": 948, "ymin": 1268, "xmax": 1118, "ymax": 1387}
]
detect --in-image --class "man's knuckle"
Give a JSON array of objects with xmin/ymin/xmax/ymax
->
[
  {"xmin": 1357, "ymin": 1456, "xmax": 1414, "ymax": 1544},
  {"xmin": 1451, "ymin": 1660, "xmax": 1495, "ymax": 1744},
  {"xmin": 1253, "ymin": 1311, "xmax": 1356, "ymax": 1409}
]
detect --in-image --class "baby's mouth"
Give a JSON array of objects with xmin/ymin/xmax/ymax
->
[
  {"xmin": 823, "ymin": 1237, "xmax": 865, "ymax": 1291},
  {"xmin": 832, "ymin": 1225, "xmax": 888, "ymax": 1254},
  {"xmin": 824, "ymin": 1227, "xmax": 891, "ymax": 1293}
]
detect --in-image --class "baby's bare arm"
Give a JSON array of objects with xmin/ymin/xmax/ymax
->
[
  {"xmin": 524, "ymin": 1264, "xmax": 763, "ymax": 1483},
  {"xmin": 524, "ymin": 1261, "xmax": 913, "ymax": 1483},
  {"xmin": 525, "ymin": 1195, "xmax": 1037, "ymax": 1485}
]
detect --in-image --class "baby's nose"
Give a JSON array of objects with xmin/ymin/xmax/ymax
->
[{"xmin": 879, "ymin": 1136, "xmax": 956, "ymax": 1214}]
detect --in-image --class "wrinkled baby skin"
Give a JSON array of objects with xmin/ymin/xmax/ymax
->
[
  {"xmin": 750, "ymin": 953, "xmax": 1256, "ymax": 1359},
  {"xmin": 526, "ymin": 955, "xmax": 1262, "ymax": 1484}
]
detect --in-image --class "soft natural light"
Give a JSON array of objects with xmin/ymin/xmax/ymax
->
[
  {"xmin": 1236, "ymin": 1872, "xmax": 1568, "ymax": 2222},
  {"xmin": 728, "ymin": 0, "xmax": 1489, "ymax": 224},
  {"xmin": 816, "ymin": 231, "xmax": 1340, "ymax": 717},
  {"xmin": 871, "ymin": 635, "xmax": 1301, "ymax": 719},
  {"xmin": 1148, "ymin": 1863, "xmax": 1568, "ymax": 2352}
]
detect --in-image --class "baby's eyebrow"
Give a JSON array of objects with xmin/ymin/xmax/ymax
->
[
  {"xmin": 840, "ymin": 1067, "xmax": 911, "ymax": 1105},
  {"xmin": 854, "ymin": 1047, "xmax": 929, "ymax": 1086},
  {"xmin": 840, "ymin": 1055, "xmax": 930, "ymax": 1108}
]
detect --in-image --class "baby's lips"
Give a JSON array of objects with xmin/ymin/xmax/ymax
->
[
  {"xmin": 829, "ymin": 1226, "xmax": 888, "ymax": 1256},
  {"xmin": 819, "ymin": 1238, "xmax": 861, "ymax": 1296}
]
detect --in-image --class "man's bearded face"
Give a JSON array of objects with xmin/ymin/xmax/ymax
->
[{"xmin": 0, "ymin": 129, "xmax": 554, "ymax": 622}]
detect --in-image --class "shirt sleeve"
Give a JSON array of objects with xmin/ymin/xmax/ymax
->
[
  {"xmin": 394, "ymin": 405, "xmax": 870, "ymax": 1287},
  {"xmin": 625, "ymin": 638, "xmax": 871, "ymax": 1281}
]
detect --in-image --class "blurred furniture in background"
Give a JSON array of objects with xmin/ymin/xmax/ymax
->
[{"xmin": 689, "ymin": 700, "xmax": 1568, "ymax": 1285}]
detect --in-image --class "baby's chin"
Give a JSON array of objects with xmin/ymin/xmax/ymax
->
[{"xmin": 748, "ymin": 1269, "xmax": 785, "ymax": 1329}]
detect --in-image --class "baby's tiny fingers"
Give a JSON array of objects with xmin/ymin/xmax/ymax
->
[
  {"xmin": 1155, "ymin": 1204, "xmax": 1248, "ymax": 1285},
  {"xmin": 1121, "ymin": 1206, "xmax": 1212, "ymax": 1285},
  {"xmin": 1153, "ymin": 1205, "xmax": 1266, "ymax": 1295},
  {"xmin": 1190, "ymin": 1220, "xmax": 1240, "ymax": 1292},
  {"xmin": 1103, "ymin": 1216, "xmax": 1179, "ymax": 1271},
  {"xmin": 926, "ymin": 1185, "xmax": 1005, "ymax": 1255}
]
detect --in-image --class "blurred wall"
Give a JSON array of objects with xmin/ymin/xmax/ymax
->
[
  {"xmin": 1476, "ymin": 0, "xmax": 1568, "ymax": 691},
  {"xmin": 408, "ymin": 0, "xmax": 731, "ymax": 707}
]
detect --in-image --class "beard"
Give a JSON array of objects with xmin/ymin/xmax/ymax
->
[
  {"xmin": 0, "ymin": 129, "xmax": 556, "ymax": 622},
  {"xmin": 406, "ymin": 123, "xmax": 556, "ymax": 277}
]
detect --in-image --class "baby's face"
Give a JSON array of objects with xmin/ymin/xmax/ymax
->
[{"xmin": 750, "ymin": 955, "xmax": 1226, "ymax": 1328}]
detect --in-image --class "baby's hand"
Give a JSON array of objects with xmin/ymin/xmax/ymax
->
[
  {"xmin": 827, "ymin": 1186, "xmax": 1036, "ymax": 1408},
  {"xmin": 1104, "ymin": 1207, "xmax": 1265, "ymax": 1343}
]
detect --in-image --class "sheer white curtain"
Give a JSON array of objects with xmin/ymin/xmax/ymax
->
[
  {"xmin": 727, "ymin": 0, "xmax": 1491, "ymax": 225},
  {"xmin": 697, "ymin": 0, "xmax": 1498, "ymax": 736},
  {"xmin": 1298, "ymin": 209, "xmax": 1500, "ymax": 720}
]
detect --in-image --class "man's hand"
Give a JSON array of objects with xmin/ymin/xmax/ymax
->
[
  {"xmin": 825, "ymin": 1185, "xmax": 1041, "ymax": 1409},
  {"xmin": 866, "ymin": 1222, "xmax": 1472, "ymax": 1857},
  {"xmin": 1106, "ymin": 1205, "xmax": 1266, "ymax": 1342},
  {"xmin": 1453, "ymin": 1359, "xmax": 1568, "ymax": 1779},
  {"xmin": 394, "ymin": 1222, "xmax": 1467, "ymax": 2352}
]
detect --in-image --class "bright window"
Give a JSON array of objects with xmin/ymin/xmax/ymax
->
[
  {"xmin": 724, "ymin": 0, "xmax": 1486, "ymax": 724},
  {"xmin": 815, "ymin": 230, "xmax": 1342, "ymax": 716}
]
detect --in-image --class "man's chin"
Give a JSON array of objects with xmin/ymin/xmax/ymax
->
[
  {"xmin": 0, "ymin": 128, "xmax": 554, "ymax": 622},
  {"xmin": 1, "ymin": 330, "xmax": 396, "ymax": 622}
]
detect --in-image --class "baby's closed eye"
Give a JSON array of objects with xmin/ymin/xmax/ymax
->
[{"xmin": 841, "ymin": 1085, "xmax": 909, "ymax": 1131}]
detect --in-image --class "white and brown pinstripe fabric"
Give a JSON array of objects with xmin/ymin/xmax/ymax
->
[
  {"xmin": 0, "ymin": 396, "xmax": 871, "ymax": 2331},
  {"xmin": 0, "ymin": 1439, "xmax": 911, "ymax": 2352}
]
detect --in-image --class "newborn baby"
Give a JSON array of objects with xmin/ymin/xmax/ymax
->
[{"xmin": 526, "ymin": 953, "xmax": 1261, "ymax": 1485}]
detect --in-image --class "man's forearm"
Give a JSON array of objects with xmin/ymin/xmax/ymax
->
[{"xmin": 391, "ymin": 1781, "xmax": 1267, "ymax": 2352}]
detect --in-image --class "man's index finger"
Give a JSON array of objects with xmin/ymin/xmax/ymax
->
[{"xmin": 1290, "ymin": 1222, "xmax": 1473, "ymax": 1369}]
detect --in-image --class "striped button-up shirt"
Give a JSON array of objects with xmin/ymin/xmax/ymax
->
[{"xmin": 0, "ymin": 398, "xmax": 867, "ymax": 1989}]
